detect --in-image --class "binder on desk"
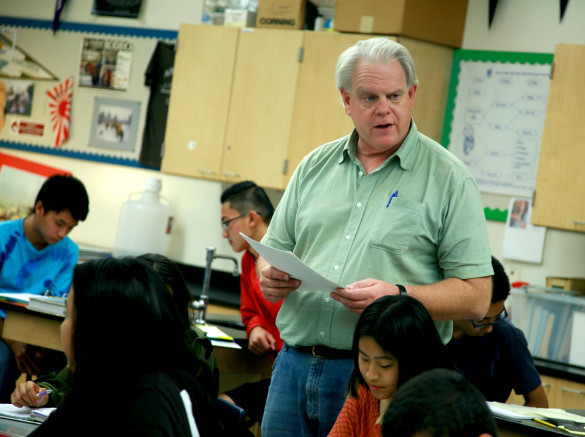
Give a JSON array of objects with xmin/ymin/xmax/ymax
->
[{"xmin": 27, "ymin": 295, "xmax": 66, "ymax": 317}]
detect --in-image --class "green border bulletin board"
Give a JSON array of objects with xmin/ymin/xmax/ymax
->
[{"xmin": 441, "ymin": 50, "xmax": 553, "ymax": 222}]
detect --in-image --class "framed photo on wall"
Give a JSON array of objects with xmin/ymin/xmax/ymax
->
[{"xmin": 89, "ymin": 97, "xmax": 140, "ymax": 151}]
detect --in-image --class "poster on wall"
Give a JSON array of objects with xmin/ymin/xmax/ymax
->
[
  {"xmin": 0, "ymin": 30, "xmax": 58, "ymax": 80},
  {"xmin": 447, "ymin": 58, "xmax": 551, "ymax": 198},
  {"xmin": 4, "ymin": 80, "xmax": 34, "ymax": 116},
  {"xmin": 78, "ymin": 37, "xmax": 133, "ymax": 91},
  {"xmin": 89, "ymin": 97, "xmax": 140, "ymax": 151},
  {"xmin": 502, "ymin": 197, "xmax": 546, "ymax": 264}
]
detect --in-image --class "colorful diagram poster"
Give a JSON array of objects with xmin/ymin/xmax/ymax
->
[{"xmin": 445, "ymin": 52, "xmax": 553, "ymax": 198}]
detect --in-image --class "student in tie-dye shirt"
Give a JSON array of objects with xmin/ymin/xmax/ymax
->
[{"xmin": 0, "ymin": 174, "xmax": 89, "ymax": 402}]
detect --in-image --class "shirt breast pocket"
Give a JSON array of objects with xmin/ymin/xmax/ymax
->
[{"xmin": 368, "ymin": 197, "xmax": 424, "ymax": 254}]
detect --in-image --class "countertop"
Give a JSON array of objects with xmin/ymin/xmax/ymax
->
[{"xmin": 534, "ymin": 358, "xmax": 585, "ymax": 384}]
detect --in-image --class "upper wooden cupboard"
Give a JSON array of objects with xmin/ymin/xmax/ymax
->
[
  {"xmin": 162, "ymin": 25, "xmax": 454, "ymax": 190},
  {"xmin": 532, "ymin": 44, "xmax": 585, "ymax": 232}
]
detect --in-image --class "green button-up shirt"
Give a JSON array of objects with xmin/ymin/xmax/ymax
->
[{"xmin": 262, "ymin": 122, "xmax": 493, "ymax": 348}]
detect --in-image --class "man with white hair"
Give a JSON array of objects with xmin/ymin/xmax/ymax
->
[{"xmin": 258, "ymin": 37, "xmax": 493, "ymax": 436}]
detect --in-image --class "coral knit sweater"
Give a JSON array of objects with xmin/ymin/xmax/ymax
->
[
  {"xmin": 328, "ymin": 385, "xmax": 382, "ymax": 437},
  {"xmin": 240, "ymin": 249, "xmax": 283, "ymax": 359}
]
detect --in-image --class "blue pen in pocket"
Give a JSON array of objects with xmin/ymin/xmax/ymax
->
[{"xmin": 386, "ymin": 190, "xmax": 399, "ymax": 207}]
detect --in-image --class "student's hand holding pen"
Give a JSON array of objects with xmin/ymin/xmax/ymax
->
[
  {"xmin": 10, "ymin": 381, "xmax": 51, "ymax": 408},
  {"xmin": 258, "ymin": 260, "xmax": 301, "ymax": 303}
]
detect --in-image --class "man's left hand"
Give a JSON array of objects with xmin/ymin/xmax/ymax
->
[{"xmin": 331, "ymin": 279, "xmax": 399, "ymax": 314}]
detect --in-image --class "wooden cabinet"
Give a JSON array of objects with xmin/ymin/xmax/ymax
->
[
  {"xmin": 221, "ymin": 29, "xmax": 303, "ymax": 189},
  {"xmin": 509, "ymin": 373, "xmax": 585, "ymax": 409},
  {"xmin": 540, "ymin": 374, "xmax": 559, "ymax": 407},
  {"xmin": 532, "ymin": 44, "xmax": 585, "ymax": 232},
  {"xmin": 556, "ymin": 378, "xmax": 585, "ymax": 409},
  {"xmin": 162, "ymin": 25, "xmax": 239, "ymax": 180},
  {"xmin": 163, "ymin": 25, "xmax": 454, "ymax": 190}
]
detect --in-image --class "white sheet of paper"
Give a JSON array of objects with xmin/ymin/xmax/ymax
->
[
  {"xmin": 502, "ymin": 197, "xmax": 546, "ymax": 264},
  {"xmin": 241, "ymin": 233, "xmax": 342, "ymax": 292}
]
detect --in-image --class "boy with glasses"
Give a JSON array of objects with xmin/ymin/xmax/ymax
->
[
  {"xmin": 219, "ymin": 181, "xmax": 282, "ymax": 428},
  {"xmin": 447, "ymin": 256, "xmax": 548, "ymax": 407}
]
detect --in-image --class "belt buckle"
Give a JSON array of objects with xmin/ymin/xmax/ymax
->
[{"xmin": 312, "ymin": 345, "xmax": 326, "ymax": 359}]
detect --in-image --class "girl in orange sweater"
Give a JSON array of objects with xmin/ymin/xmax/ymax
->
[{"xmin": 328, "ymin": 295, "xmax": 456, "ymax": 437}]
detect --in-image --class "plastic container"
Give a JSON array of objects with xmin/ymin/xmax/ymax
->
[{"xmin": 113, "ymin": 177, "xmax": 173, "ymax": 257}]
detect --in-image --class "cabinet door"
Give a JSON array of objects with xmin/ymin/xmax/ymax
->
[
  {"xmin": 221, "ymin": 29, "xmax": 303, "ymax": 190},
  {"xmin": 540, "ymin": 374, "xmax": 558, "ymax": 407},
  {"xmin": 532, "ymin": 44, "xmax": 585, "ymax": 232},
  {"xmin": 397, "ymin": 37, "xmax": 453, "ymax": 144},
  {"xmin": 556, "ymin": 379, "xmax": 585, "ymax": 409},
  {"xmin": 285, "ymin": 32, "xmax": 373, "ymax": 185},
  {"xmin": 161, "ymin": 25, "xmax": 239, "ymax": 180}
]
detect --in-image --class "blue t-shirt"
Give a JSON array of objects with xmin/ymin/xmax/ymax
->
[
  {"xmin": 0, "ymin": 218, "xmax": 78, "ymax": 298},
  {"xmin": 447, "ymin": 318, "xmax": 542, "ymax": 402}
]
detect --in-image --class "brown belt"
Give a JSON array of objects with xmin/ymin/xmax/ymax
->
[{"xmin": 296, "ymin": 345, "xmax": 353, "ymax": 360}]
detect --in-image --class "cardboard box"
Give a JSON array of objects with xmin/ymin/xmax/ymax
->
[
  {"xmin": 546, "ymin": 277, "xmax": 585, "ymax": 294},
  {"xmin": 224, "ymin": 9, "xmax": 256, "ymax": 27},
  {"xmin": 333, "ymin": 0, "xmax": 468, "ymax": 48},
  {"xmin": 256, "ymin": 0, "xmax": 307, "ymax": 29}
]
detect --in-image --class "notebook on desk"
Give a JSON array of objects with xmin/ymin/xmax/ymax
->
[
  {"xmin": 0, "ymin": 404, "xmax": 55, "ymax": 424},
  {"xmin": 489, "ymin": 401, "xmax": 585, "ymax": 423}
]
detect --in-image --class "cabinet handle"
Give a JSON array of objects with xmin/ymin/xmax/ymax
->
[
  {"xmin": 542, "ymin": 384, "xmax": 551, "ymax": 389},
  {"xmin": 222, "ymin": 172, "xmax": 240, "ymax": 178},
  {"xmin": 573, "ymin": 220, "xmax": 585, "ymax": 225},
  {"xmin": 559, "ymin": 387, "xmax": 585, "ymax": 395},
  {"xmin": 198, "ymin": 169, "xmax": 216, "ymax": 175}
]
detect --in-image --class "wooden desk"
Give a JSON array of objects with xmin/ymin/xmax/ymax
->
[
  {"xmin": 0, "ymin": 302, "xmax": 63, "ymax": 351},
  {"xmin": 0, "ymin": 301, "xmax": 271, "ymax": 389}
]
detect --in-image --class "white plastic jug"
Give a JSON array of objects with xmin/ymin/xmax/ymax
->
[{"xmin": 113, "ymin": 177, "xmax": 173, "ymax": 257}]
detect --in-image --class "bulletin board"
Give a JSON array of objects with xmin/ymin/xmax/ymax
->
[
  {"xmin": 0, "ymin": 17, "xmax": 177, "ymax": 168},
  {"xmin": 441, "ymin": 50, "xmax": 553, "ymax": 222}
]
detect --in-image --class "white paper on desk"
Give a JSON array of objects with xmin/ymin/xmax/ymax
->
[
  {"xmin": 240, "ymin": 233, "xmax": 342, "ymax": 292},
  {"xmin": 489, "ymin": 401, "xmax": 585, "ymax": 423}
]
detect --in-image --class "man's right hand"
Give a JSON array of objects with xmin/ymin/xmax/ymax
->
[
  {"xmin": 259, "ymin": 264, "xmax": 301, "ymax": 303},
  {"xmin": 11, "ymin": 381, "xmax": 48, "ymax": 408}
]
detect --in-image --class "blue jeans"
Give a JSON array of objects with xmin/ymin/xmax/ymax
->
[{"xmin": 261, "ymin": 344, "xmax": 353, "ymax": 437}]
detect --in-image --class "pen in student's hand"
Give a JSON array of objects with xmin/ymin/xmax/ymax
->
[{"xmin": 37, "ymin": 389, "xmax": 52, "ymax": 397}]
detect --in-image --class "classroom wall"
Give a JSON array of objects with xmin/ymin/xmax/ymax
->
[{"xmin": 0, "ymin": 0, "xmax": 583, "ymax": 283}]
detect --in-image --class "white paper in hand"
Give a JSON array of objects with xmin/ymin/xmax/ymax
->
[{"xmin": 240, "ymin": 233, "xmax": 341, "ymax": 292}]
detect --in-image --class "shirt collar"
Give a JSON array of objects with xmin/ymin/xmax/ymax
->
[{"xmin": 338, "ymin": 120, "xmax": 419, "ymax": 171}]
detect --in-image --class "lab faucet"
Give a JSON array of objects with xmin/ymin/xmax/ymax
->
[{"xmin": 193, "ymin": 247, "xmax": 239, "ymax": 325}]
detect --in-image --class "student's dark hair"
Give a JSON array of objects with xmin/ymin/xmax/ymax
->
[
  {"xmin": 136, "ymin": 253, "xmax": 193, "ymax": 326},
  {"xmin": 491, "ymin": 255, "xmax": 510, "ymax": 303},
  {"xmin": 347, "ymin": 295, "xmax": 455, "ymax": 397},
  {"xmin": 66, "ymin": 257, "xmax": 220, "ymax": 434},
  {"xmin": 381, "ymin": 368, "xmax": 499, "ymax": 437},
  {"xmin": 35, "ymin": 174, "xmax": 89, "ymax": 221},
  {"xmin": 220, "ymin": 180, "xmax": 274, "ymax": 223}
]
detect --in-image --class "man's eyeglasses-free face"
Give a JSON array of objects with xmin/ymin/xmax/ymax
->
[{"xmin": 470, "ymin": 307, "xmax": 508, "ymax": 329}]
